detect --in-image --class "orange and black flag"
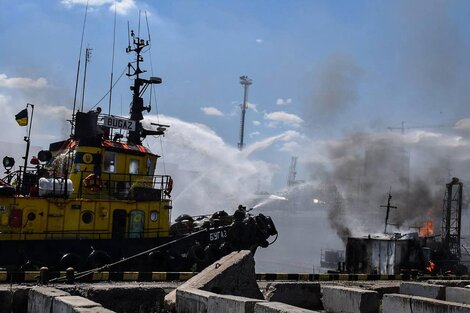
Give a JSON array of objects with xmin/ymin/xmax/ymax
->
[{"xmin": 15, "ymin": 108, "xmax": 28, "ymax": 126}]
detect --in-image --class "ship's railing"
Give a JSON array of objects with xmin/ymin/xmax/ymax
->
[
  {"xmin": 1, "ymin": 167, "xmax": 173, "ymax": 201},
  {"xmin": 75, "ymin": 170, "xmax": 172, "ymax": 201},
  {"xmin": 1, "ymin": 167, "xmax": 40, "ymax": 196}
]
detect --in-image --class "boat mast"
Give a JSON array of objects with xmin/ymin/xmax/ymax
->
[
  {"xmin": 21, "ymin": 103, "xmax": 34, "ymax": 191},
  {"xmin": 126, "ymin": 29, "xmax": 161, "ymax": 145},
  {"xmin": 70, "ymin": 1, "xmax": 89, "ymax": 137}
]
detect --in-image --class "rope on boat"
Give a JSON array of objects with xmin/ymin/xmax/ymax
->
[{"xmin": 48, "ymin": 228, "xmax": 208, "ymax": 283}]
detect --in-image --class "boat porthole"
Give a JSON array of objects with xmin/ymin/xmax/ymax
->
[
  {"xmin": 150, "ymin": 211, "xmax": 158, "ymax": 222},
  {"xmin": 82, "ymin": 211, "xmax": 93, "ymax": 224},
  {"xmin": 27, "ymin": 212, "xmax": 36, "ymax": 221}
]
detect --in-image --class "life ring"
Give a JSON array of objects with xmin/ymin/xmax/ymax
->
[{"xmin": 83, "ymin": 174, "xmax": 102, "ymax": 192}]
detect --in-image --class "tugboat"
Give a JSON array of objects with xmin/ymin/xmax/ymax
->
[{"xmin": 0, "ymin": 30, "xmax": 277, "ymax": 272}]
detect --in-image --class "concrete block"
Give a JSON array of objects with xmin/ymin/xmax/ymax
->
[
  {"xmin": 28, "ymin": 286, "xmax": 71, "ymax": 313},
  {"xmin": 446, "ymin": 287, "xmax": 470, "ymax": 304},
  {"xmin": 52, "ymin": 296, "xmax": 102, "ymax": 313},
  {"xmin": 382, "ymin": 293, "xmax": 470, "ymax": 313},
  {"xmin": 176, "ymin": 288, "xmax": 214, "ymax": 313},
  {"xmin": 263, "ymin": 282, "xmax": 321, "ymax": 310},
  {"xmin": 322, "ymin": 286, "xmax": 379, "ymax": 313},
  {"xmin": 0, "ymin": 285, "xmax": 29, "ymax": 313},
  {"xmin": 78, "ymin": 284, "xmax": 165, "ymax": 312},
  {"xmin": 400, "ymin": 281, "xmax": 445, "ymax": 299},
  {"xmin": 208, "ymin": 293, "xmax": 265, "ymax": 313},
  {"xmin": 428, "ymin": 280, "xmax": 470, "ymax": 287},
  {"xmin": 71, "ymin": 308, "xmax": 116, "ymax": 313},
  {"xmin": 254, "ymin": 302, "xmax": 320, "ymax": 313},
  {"xmin": 165, "ymin": 250, "xmax": 262, "ymax": 312},
  {"xmin": 368, "ymin": 284, "xmax": 399, "ymax": 299}
]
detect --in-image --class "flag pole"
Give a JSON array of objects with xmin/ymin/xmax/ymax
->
[{"xmin": 21, "ymin": 103, "xmax": 34, "ymax": 194}]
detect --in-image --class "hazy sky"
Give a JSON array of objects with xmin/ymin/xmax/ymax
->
[{"xmin": 2, "ymin": 0, "xmax": 470, "ymax": 202}]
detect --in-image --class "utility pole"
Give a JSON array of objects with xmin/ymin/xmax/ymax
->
[
  {"xmin": 380, "ymin": 193, "xmax": 397, "ymax": 234},
  {"xmin": 238, "ymin": 75, "xmax": 252, "ymax": 151}
]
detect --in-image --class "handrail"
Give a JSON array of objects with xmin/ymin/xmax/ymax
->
[{"xmin": 1, "ymin": 168, "xmax": 173, "ymax": 201}]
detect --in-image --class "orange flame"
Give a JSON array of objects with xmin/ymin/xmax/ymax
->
[
  {"xmin": 426, "ymin": 260, "xmax": 435, "ymax": 272},
  {"xmin": 419, "ymin": 220, "xmax": 434, "ymax": 237}
]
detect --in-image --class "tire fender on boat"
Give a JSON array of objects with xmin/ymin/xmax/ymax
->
[
  {"xmin": 59, "ymin": 253, "xmax": 82, "ymax": 270},
  {"xmin": 87, "ymin": 250, "xmax": 111, "ymax": 268},
  {"xmin": 188, "ymin": 244, "xmax": 207, "ymax": 264}
]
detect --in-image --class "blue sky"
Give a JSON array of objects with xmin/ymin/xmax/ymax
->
[{"xmin": 2, "ymin": 0, "xmax": 470, "ymax": 196}]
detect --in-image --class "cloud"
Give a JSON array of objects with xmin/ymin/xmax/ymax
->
[
  {"xmin": 249, "ymin": 131, "xmax": 260, "ymax": 138},
  {"xmin": 455, "ymin": 118, "xmax": 470, "ymax": 130},
  {"xmin": 253, "ymin": 120, "xmax": 261, "ymax": 126},
  {"xmin": 276, "ymin": 98, "xmax": 292, "ymax": 105},
  {"xmin": 256, "ymin": 38, "xmax": 263, "ymax": 43},
  {"xmin": 201, "ymin": 106, "xmax": 224, "ymax": 116},
  {"xmin": 110, "ymin": 0, "xmax": 136, "ymax": 15},
  {"xmin": 264, "ymin": 111, "xmax": 303, "ymax": 127},
  {"xmin": 61, "ymin": 0, "xmax": 136, "ymax": 15},
  {"xmin": 0, "ymin": 74, "xmax": 48, "ymax": 89}
]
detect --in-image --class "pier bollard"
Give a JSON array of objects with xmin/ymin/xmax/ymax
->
[
  {"xmin": 40, "ymin": 267, "xmax": 49, "ymax": 284},
  {"xmin": 66, "ymin": 267, "xmax": 75, "ymax": 284}
]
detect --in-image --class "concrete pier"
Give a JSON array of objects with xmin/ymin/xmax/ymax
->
[
  {"xmin": 10, "ymin": 277, "xmax": 470, "ymax": 312},
  {"xmin": 382, "ymin": 293, "xmax": 470, "ymax": 313},
  {"xmin": 8, "ymin": 251, "xmax": 470, "ymax": 312},
  {"xmin": 263, "ymin": 282, "xmax": 321, "ymax": 310},
  {"xmin": 399, "ymin": 281, "xmax": 446, "ymax": 300},
  {"xmin": 207, "ymin": 294, "xmax": 264, "ymax": 313},
  {"xmin": 254, "ymin": 302, "xmax": 320, "ymax": 313},
  {"xmin": 446, "ymin": 286, "xmax": 470, "ymax": 304},
  {"xmin": 322, "ymin": 286, "xmax": 379, "ymax": 313}
]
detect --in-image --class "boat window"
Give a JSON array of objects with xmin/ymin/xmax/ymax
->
[
  {"xmin": 129, "ymin": 159, "xmax": 140, "ymax": 174},
  {"xmin": 150, "ymin": 210, "xmax": 158, "ymax": 222},
  {"xmin": 27, "ymin": 212, "xmax": 36, "ymax": 221},
  {"xmin": 146, "ymin": 158, "xmax": 154, "ymax": 175},
  {"xmin": 103, "ymin": 151, "xmax": 116, "ymax": 173},
  {"xmin": 82, "ymin": 211, "xmax": 93, "ymax": 224}
]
